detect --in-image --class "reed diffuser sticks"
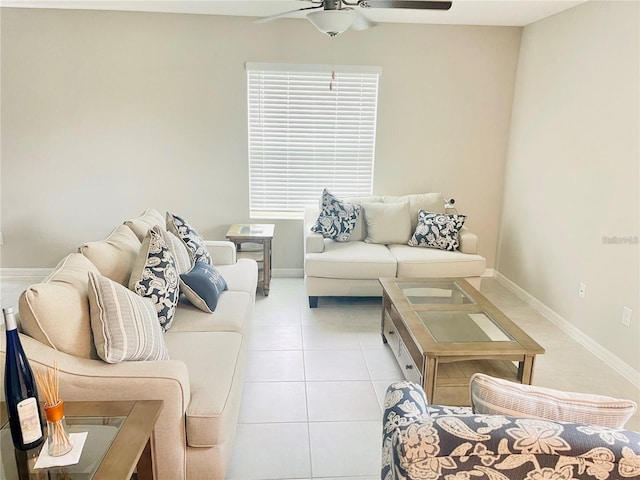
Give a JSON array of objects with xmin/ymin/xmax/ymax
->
[{"xmin": 35, "ymin": 361, "xmax": 73, "ymax": 456}]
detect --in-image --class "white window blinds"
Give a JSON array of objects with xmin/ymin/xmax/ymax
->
[{"xmin": 246, "ymin": 63, "xmax": 381, "ymax": 218}]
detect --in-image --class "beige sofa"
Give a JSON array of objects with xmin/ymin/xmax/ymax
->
[
  {"xmin": 304, "ymin": 193, "xmax": 486, "ymax": 307},
  {"xmin": 0, "ymin": 209, "xmax": 257, "ymax": 480}
]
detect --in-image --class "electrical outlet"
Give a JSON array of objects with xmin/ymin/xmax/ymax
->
[
  {"xmin": 578, "ymin": 283, "xmax": 586, "ymax": 299},
  {"xmin": 621, "ymin": 307, "xmax": 632, "ymax": 328}
]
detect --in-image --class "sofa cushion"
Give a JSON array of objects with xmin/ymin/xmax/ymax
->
[
  {"xmin": 157, "ymin": 228, "xmax": 193, "ymax": 275},
  {"xmin": 18, "ymin": 253, "xmax": 100, "ymax": 359},
  {"xmin": 166, "ymin": 212, "xmax": 213, "ymax": 265},
  {"xmin": 168, "ymin": 290, "xmax": 253, "ymax": 335},
  {"xmin": 470, "ymin": 373, "xmax": 637, "ymax": 429},
  {"xmin": 124, "ymin": 208, "xmax": 166, "ymax": 242},
  {"xmin": 305, "ymin": 240, "xmax": 397, "ymax": 279},
  {"xmin": 79, "ymin": 224, "xmax": 142, "ymax": 286},
  {"xmin": 129, "ymin": 226, "xmax": 180, "ymax": 331},
  {"xmin": 179, "ymin": 262, "xmax": 228, "ymax": 313},
  {"xmin": 384, "ymin": 193, "xmax": 446, "ymax": 231},
  {"xmin": 311, "ymin": 189, "xmax": 362, "ymax": 243},
  {"xmin": 88, "ymin": 272, "xmax": 169, "ymax": 364},
  {"xmin": 408, "ymin": 210, "xmax": 467, "ymax": 251},
  {"xmin": 389, "ymin": 244, "xmax": 486, "ymax": 278},
  {"xmin": 361, "ymin": 201, "xmax": 411, "ymax": 244},
  {"xmin": 164, "ymin": 331, "xmax": 245, "ymax": 447}
]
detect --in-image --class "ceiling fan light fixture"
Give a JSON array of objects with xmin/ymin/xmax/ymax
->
[{"xmin": 307, "ymin": 9, "xmax": 356, "ymax": 36}]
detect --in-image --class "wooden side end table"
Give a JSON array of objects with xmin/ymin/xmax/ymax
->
[
  {"xmin": 225, "ymin": 224, "xmax": 275, "ymax": 296},
  {"xmin": 1, "ymin": 400, "xmax": 162, "ymax": 480}
]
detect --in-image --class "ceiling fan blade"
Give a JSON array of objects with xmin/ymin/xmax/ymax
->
[
  {"xmin": 254, "ymin": 4, "xmax": 322, "ymax": 24},
  {"xmin": 356, "ymin": 0, "xmax": 452, "ymax": 10}
]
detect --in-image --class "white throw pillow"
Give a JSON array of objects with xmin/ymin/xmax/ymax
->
[
  {"xmin": 88, "ymin": 272, "xmax": 169, "ymax": 364},
  {"xmin": 470, "ymin": 373, "xmax": 637, "ymax": 429},
  {"xmin": 361, "ymin": 201, "xmax": 411, "ymax": 245}
]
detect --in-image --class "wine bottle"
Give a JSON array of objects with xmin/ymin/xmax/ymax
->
[{"xmin": 3, "ymin": 306, "xmax": 44, "ymax": 450}]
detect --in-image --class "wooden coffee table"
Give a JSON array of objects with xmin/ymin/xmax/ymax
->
[
  {"xmin": 1, "ymin": 400, "xmax": 162, "ymax": 480},
  {"xmin": 380, "ymin": 278, "xmax": 545, "ymax": 406}
]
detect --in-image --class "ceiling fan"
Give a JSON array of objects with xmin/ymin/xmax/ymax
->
[{"xmin": 255, "ymin": 0, "xmax": 453, "ymax": 37}]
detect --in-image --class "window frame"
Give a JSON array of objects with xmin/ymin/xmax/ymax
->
[{"xmin": 246, "ymin": 62, "xmax": 382, "ymax": 219}]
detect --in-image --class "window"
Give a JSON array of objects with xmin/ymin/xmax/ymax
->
[{"xmin": 246, "ymin": 62, "xmax": 381, "ymax": 219}]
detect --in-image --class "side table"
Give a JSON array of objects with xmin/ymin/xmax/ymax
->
[
  {"xmin": 1, "ymin": 399, "xmax": 162, "ymax": 480},
  {"xmin": 225, "ymin": 223, "xmax": 275, "ymax": 296}
]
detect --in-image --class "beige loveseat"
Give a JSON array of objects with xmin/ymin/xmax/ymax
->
[
  {"xmin": 304, "ymin": 193, "xmax": 486, "ymax": 307},
  {"xmin": 0, "ymin": 209, "xmax": 257, "ymax": 480}
]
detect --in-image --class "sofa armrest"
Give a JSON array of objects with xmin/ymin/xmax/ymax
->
[
  {"xmin": 0, "ymin": 332, "xmax": 192, "ymax": 480},
  {"xmin": 382, "ymin": 381, "xmax": 430, "ymax": 480},
  {"xmin": 458, "ymin": 226, "xmax": 478, "ymax": 254},
  {"xmin": 304, "ymin": 206, "xmax": 325, "ymax": 254},
  {"xmin": 0, "ymin": 332, "xmax": 191, "ymax": 411},
  {"xmin": 204, "ymin": 240, "xmax": 237, "ymax": 265},
  {"xmin": 389, "ymin": 406, "xmax": 640, "ymax": 480}
]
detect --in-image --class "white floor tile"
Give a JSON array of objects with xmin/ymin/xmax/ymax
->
[
  {"xmin": 245, "ymin": 350, "xmax": 305, "ymax": 382},
  {"xmin": 304, "ymin": 350, "xmax": 370, "ymax": 381},
  {"xmin": 227, "ymin": 423, "xmax": 311, "ymax": 480},
  {"xmin": 239, "ymin": 382, "xmax": 308, "ymax": 423},
  {"xmin": 306, "ymin": 381, "xmax": 382, "ymax": 421},
  {"xmin": 362, "ymin": 348, "xmax": 404, "ymax": 380},
  {"xmin": 249, "ymin": 324, "xmax": 303, "ymax": 351},
  {"xmin": 309, "ymin": 421, "xmax": 382, "ymax": 478},
  {"xmin": 302, "ymin": 323, "xmax": 362, "ymax": 350},
  {"xmin": 255, "ymin": 303, "xmax": 303, "ymax": 326}
]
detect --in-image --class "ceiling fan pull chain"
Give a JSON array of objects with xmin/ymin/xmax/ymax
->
[{"xmin": 330, "ymin": 35, "xmax": 336, "ymax": 91}]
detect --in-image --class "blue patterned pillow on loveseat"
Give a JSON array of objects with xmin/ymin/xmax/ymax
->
[
  {"xmin": 408, "ymin": 210, "xmax": 466, "ymax": 251},
  {"xmin": 311, "ymin": 189, "xmax": 362, "ymax": 243}
]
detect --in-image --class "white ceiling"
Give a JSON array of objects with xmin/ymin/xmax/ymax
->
[{"xmin": 0, "ymin": 0, "xmax": 587, "ymax": 27}]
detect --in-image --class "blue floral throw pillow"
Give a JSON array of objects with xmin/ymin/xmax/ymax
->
[
  {"xmin": 311, "ymin": 189, "xmax": 361, "ymax": 242},
  {"xmin": 408, "ymin": 210, "xmax": 466, "ymax": 251},
  {"xmin": 166, "ymin": 212, "xmax": 213, "ymax": 266},
  {"xmin": 129, "ymin": 226, "xmax": 180, "ymax": 331},
  {"xmin": 179, "ymin": 262, "xmax": 228, "ymax": 313}
]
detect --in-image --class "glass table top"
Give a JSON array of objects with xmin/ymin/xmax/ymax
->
[
  {"xmin": 397, "ymin": 280, "xmax": 475, "ymax": 306},
  {"xmin": 417, "ymin": 310, "xmax": 514, "ymax": 343},
  {"xmin": 1, "ymin": 416, "xmax": 125, "ymax": 479}
]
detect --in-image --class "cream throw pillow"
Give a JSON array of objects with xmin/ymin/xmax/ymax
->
[
  {"xmin": 361, "ymin": 201, "xmax": 411, "ymax": 244},
  {"xmin": 88, "ymin": 272, "xmax": 169, "ymax": 364},
  {"xmin": 79, "ymin": 224, "xmax": 142, "ymax": 286},
  {"xmin": 470, "ymin": 373, "xmax": 637, "ymax": 429}
]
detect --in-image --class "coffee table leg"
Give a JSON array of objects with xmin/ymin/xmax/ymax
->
[
  {"xmin": 136, "ymin": 439, "xmax": 154, "ymax": 480},
  {"xmin": 424, "ymin": 357, "xmax": 438, "ymax": 404},
  {"xmin": 518, "ymin": 355, "xmax": 536, "ymax": 385}
]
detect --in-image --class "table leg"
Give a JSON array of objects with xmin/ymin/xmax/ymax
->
[
  {"xmin": 424, "ymin": 357, "xmax": 438, "ymax": 404},
  {"xmin": 518, "ymin": 355, "xmax": 535, "ymax": 385},
  {"xmin": 263, "ymin": 238, "xmax": 271, "ymax": 296},
  {"xmin": 136, "ymin": 439, "xmax": 154, "ymax": 480}
]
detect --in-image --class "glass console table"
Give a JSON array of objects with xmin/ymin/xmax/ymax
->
[{"xmin": 1, "ymin": 400, "xmax": 162, "ymax": 480}]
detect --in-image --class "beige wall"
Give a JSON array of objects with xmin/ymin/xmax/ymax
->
[
  {"xmin": 0, "ymin": 7, "xmax": 521, "ymax": 270},
  {"xmin": 498, "ymin": 1, "xmax": 639, "ymax": 371}
]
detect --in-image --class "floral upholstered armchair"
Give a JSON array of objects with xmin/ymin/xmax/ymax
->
[{"xmin": 382, "ymin": 379, "xmax": 640, "ymax": 480}]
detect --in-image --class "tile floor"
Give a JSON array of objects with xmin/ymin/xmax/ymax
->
[
  {"xmin": 225, "ymin": 277, "xmax": 640, "ymax": 480},
  {"xmin": 2, "ymin": 275, "xmax": 639, "ymax": 480}
]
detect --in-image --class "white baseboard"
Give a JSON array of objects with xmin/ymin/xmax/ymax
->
[
  {"xmin": 495, "ymin": 271, "xmax": 640, "ymax": 388},
  {"xmin": 0, "ymin": 268, "xmax": 52, "ymax": 278}
]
